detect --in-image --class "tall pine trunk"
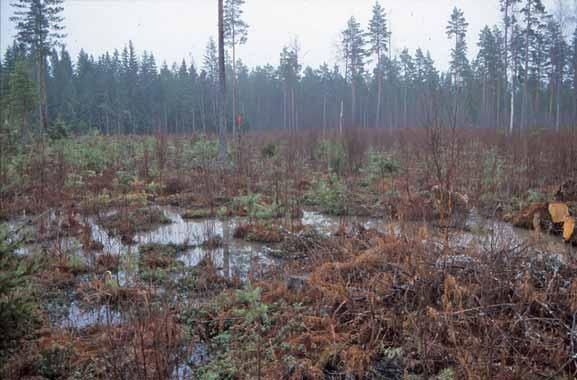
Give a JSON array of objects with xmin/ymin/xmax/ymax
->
[
  {"xmin": 503, "ymin": 0, "xmax": 510, "ymax": 131},
  {"xmin": 510, "ymin": 61, "xmax": 516, "ymax": 134},
  {"xmin": 521, "ymin": 1, "xmax": 531, "ymax": 130},
  {"xmin": 339, "ymin": 100, "xmax": 344, "ymax": 135},
  {"xmin": 376, "ymin": 54, "xmax": 382, "ymax": 129},
  {"xmin": 322, "ymin": 94, "xmax": 327, "ymax": 135},
  {"xmin": 351, "ymin": 76, "xmax": 357, "ymax": 128},
  {"xmin": 555, "ymin": 71, "xmax": 561, "ymax": 131},
  {"xmin": 218, "ymin": 0, "xmax": 227, "ymax": 162},
  {"xmin": 232, "ymin": 27, "xmax": 237, "ymax": 138}
]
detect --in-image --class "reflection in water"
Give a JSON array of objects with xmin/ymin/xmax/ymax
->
[
  {"xmin": 53, "ymin": 301, "xmax": 121, "ymax": 329},
  {"xmin": 7, "ymin": 206, "xmax": 574, "ymax": 334},
  {"xmin": 8, "ymin": 207, "xmax": 571, "ymax": 265},
  {"xmin": 9, "ymin": 207, "xmax": 571, "ymax": 266},
  {"xmin": 222, "ymin": 221, "xmax": 231, "ymax": 279},
  {"xmin": 88, "ymin": 207, "xmax": 271, "ymax": 279},
  {"xmin": 302, "ymin": 210, "xmax": 570, "ymax": 255},
  {"xmin": 172, "ymin": 343, "xmax": 208, "ymax": 380}
]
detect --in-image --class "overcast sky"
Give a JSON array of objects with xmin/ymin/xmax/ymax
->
[{"xmin": 0, "ymin": 0, "xmax": 568, "ymax": 71}]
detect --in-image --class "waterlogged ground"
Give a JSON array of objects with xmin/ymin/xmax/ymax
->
[
  {"xmin": 89, "ymin": 207, "xmax": 273, "ymax": 278},
  {"xmin": 8, "ymin": 206, "xmax": 572, "ymax": 334}
]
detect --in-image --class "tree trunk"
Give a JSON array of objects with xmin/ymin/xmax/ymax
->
[
  {"xmin": 403, "ymin": 85, "xmax": 408, "ymax": 128},
  {"xmin": 232, "ymin": 27, "xmax": 237, "ymax": 138},
  {"xmin": 291, "ymin": 87, "xmax": 297, "ymax": 130},
  {"xmin": 218, "ymin": 0, "xmax": 227, "ymax": 162},
  {"xmin": 574, "ymin": 50, "xmax": 577, "ymax": 130},
  {"xmin": 38, "ymin": 52, "xmax": 49, "ymax": 132},
  {"xmin": 555, "ymin": 71, "xmax": 561, "ymax": 131},
  {"xmin": 510, "ymin": 63, "xmax": 516, "ymax": 134},
  {"xmin": 322, "ymin": 94, "xmax": 327, "ymax": 135},
  {"xmin": 339, "ymin": 100, "xmax": 344, "ymax": 135},
  {"xmin": 504, "ymin": 1, "xmax": 510, "ymax": 130},
  {"xmin": 351, "ymin": 73, "xmax": 357, "ymax": 128},
  {"xmin": 496, "ymin": 76, "xmax": 502, "ymax": 128},
  {"xmin": 376, "ymin": 55, "xmax": 382, "ymax": 129},
  {"xmin": 282, "ymin": 86, "xmax": 287, "ymax": 130},
  {"xmin": 521, "ymin": 1, "xmax": 531, "ymax": 130},
  {"xmin": 201, "ymin": 93, "xmax": 207, "ymax": 134}
]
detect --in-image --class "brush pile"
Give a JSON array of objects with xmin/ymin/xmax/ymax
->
[{"xmin": 192, "ymin": 227, "xmax": 577, "ymax": 379}]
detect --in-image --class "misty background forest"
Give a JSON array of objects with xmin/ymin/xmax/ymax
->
[
  {"xmin": 1, "ymin": 0, "xmax": 577, "ymax": 135},
  {"xmin": 2, "ymin": 1, "xmax": 577, "ymax": 380}
]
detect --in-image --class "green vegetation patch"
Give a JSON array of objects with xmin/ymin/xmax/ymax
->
[
  {"xmin": 304, "ymin": 173, "xmax": 348, "ymax": 216},
  {"xmin": 0, "ymin": 225, "xmax": 41, "ymax": 361}
]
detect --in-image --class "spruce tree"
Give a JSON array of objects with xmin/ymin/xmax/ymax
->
[
  {"xmin": 49, "ymin": 46, "xmax": 74, "ymax": 123},
  {"xmin": 341, "ymin": 16, "xmax": 368, "ymax": 127},
  {"xmin": 10, "ymin": 0, "xmax": 65, "ymax": 133},
  {"xmin": 203, "ymin": 38, "xmax": 219, "ymax": 85},
  {"xmin": 519, "ymin": 0, "xmax": 546, "ymax": 129},
  {"xmin": 7, "ymin": 60, "xmax": 37, "ymax": 140},
  {"xmin": 368, "ymin": 1, "xmax": 389, "ymax": 129}
]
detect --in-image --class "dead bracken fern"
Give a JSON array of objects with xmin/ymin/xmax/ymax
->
[{"xmin": 191, "ymin": 226, "xmax": 577, "ymax": 379}]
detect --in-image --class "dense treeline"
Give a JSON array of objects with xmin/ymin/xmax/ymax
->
[{"xmin": 1, "ymin": 0, "xmax": 577, "ymax": 136}]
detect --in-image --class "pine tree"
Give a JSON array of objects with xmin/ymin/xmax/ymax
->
[
  {"xmin": 573, "ymin": 27, "xmax": 577, "ymax": 129},
  {"xmin": 545, "ymin": 19, "xmax": 567, "ymax": 130},
  {"xmin": 413, "ymin": 48, "xmax": 439, "ymax": 119},
  {"xmin": 446, "ymin": 7, "xmax": 470, "ymax": 85},
  {"xmin": 519, "ymin": 0, "xmax": 546, "ymax": 129},
  {"xmin": 341, "ymin": 16, "xmax": 368, "ymax": 127},
  {"xmin": 414, "ymin": 48, "xmax": 427, "ymax": 84},
  {"xmin": 501, "ymin": 0, "xmax": 523, "ymax": 132},
  {"xmin": 399, "ymin": 48, "xmax": 415, "ymax": 127},
  {"xmin": 10, "ymin": 0, "xmax": 65, "ymax": 132},
  {"xmin": 279, "ymin": 42, "xmax": 301, "ymax": 131},
  {"xmin": 218, "ymin": 0, "xmax": 227, "ymax": 161},
  {"xmin": 477, "ymin": 26, "xmax": 503, "ymax": 126},
  {"xmin": 224, "ymin": 0, "xmax": 248, "ymax": 136},
  {"xmin": 500, "ymin": 0, "xmax": 522, "ymax": 131},
  {"xmin": 368, "ymin": 1, "xmax": 390, "ymax": 129}
]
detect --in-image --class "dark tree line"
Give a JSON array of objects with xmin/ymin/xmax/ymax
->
[{"xmin": 2, "ymin": 0, "xmax": 577, "ymax": 137}]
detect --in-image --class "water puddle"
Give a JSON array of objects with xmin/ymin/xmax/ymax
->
[
  {"xmin": 86, "ymin": 207, "xmax": 273, "ymax": 278},
  {"xmin": 8, "ymin": 207, "xmax": 571, "ymax": 263},
  {"xmin": 7, "ymin": 205, "xmax": 573, "ymax": 331},
  {"xmin": 47, "ymin": 300, "xmax": 122, "ymax": 329},
  {"xmin": 171, "ymin": 344, "xmax": 209, "ymax": 380},
  {"xmin": 302, "ymin": 209, "xmax": 570, "ymax": 255}
]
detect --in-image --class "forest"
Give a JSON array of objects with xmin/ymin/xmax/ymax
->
[
  {"xmin": 1, "ymin": 0, "xmax": 577, "ymax": 379},
  {"xmin": 1, "ymin": 0, "xmax": 577, "ymax": 134}
]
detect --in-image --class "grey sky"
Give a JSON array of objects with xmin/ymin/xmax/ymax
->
[{"xmin": 0, "ymin": 0, "xmax": 568, "ymax": 71}]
